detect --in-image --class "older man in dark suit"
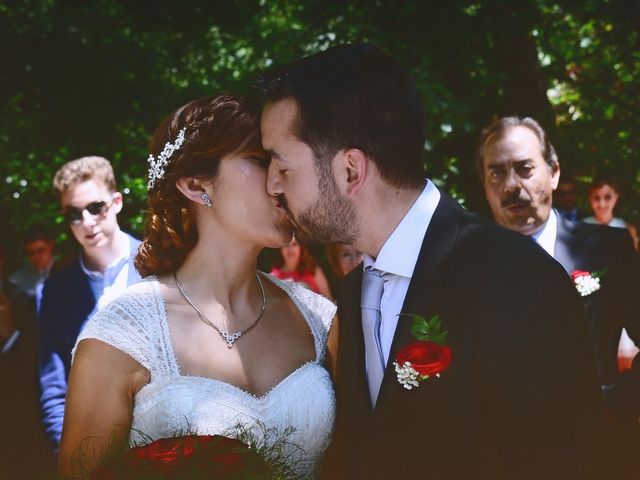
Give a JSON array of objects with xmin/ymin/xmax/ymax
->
[
  {"xmin": 260, "ymin": 44, "xmax": 602, "ymax": 479},
  {"xmin": 477, "ymin": 115, "xmax": 640, "ymax": 474}
]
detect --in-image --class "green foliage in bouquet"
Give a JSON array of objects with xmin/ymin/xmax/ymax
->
[{"xmin": 62, "ymin": 423, "xmax": 302, "ymax": 480}]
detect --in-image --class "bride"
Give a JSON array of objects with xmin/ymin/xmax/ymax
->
[{"xmin": 58, "ymin": 94, "xmax": 337, "ymax": 478}]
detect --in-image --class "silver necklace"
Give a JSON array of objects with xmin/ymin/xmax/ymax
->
[{"xmin": 173, "ymin": 272, "xmax": 267, "ymax": 349}]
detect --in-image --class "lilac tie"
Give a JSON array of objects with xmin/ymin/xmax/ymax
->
[{"xmin": 362, "ymin": 266, "xmax": 388, "ymax": 406}]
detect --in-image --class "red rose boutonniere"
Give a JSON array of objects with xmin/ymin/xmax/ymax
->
[
  {"xmin": 392, "ymin": 314, "xmax": 452, "ymax": 390},
  {"xmin": 571, "ymin": 269, "xmax": 606, "ymax": 297}
]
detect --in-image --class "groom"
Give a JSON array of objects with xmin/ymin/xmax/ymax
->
[{"xmin": 259, "ymin": 44, "xmax": 602, "ymax": 479}]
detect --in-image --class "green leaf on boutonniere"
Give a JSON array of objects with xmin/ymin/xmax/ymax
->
[
  {"xmin": 400, "ymin": 313, "xmax": 448, "ymax": 345},
  {"xmin": 593, "ymin": 267, "xmax": 607, "ymax": 278}
]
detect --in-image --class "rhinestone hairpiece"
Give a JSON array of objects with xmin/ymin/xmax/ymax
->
[{"xmin": 147, "ymin": 127, "xmax": 187, "ymax": 189}]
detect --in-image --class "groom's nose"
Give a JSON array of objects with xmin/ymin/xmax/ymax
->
[{"xmin": 266, "ymin": 161, "xmax": 283, "ymax": 197}]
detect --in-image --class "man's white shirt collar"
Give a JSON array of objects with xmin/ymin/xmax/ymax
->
[
  {"xmin": 361, "ymin": 179, "xmax": 440, "ymax": 370},
  {"xmin": 80, "ymin": 230, "xmax": 131, "ymax": 278},
  {"xmin": 363, "ymin": 179, "xmax": 441, "ymax": 277},
  {"xmin": 531, "ymin": 209, "xmax": 557, "ymax": 257}
]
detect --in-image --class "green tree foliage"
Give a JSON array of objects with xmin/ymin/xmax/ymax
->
[
  {"xmin": 536, "ymin": 0, "xmax": 640, "ymax": 212},
  {"xmin": 1, "ymin": 0, "xmax": 637, "ymax": 264}
]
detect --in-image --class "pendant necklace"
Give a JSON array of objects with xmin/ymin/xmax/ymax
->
[{"xmin": 173, "ymin": 272, "xmax": 267, "ymax": 349}]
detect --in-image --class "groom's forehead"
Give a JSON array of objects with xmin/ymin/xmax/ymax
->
[
  {"xmin": 262, "ymin": 99, "xmax": 299, "ymax": 135},
  {"xmin": 261, "ymin": 101, "xmax": 308, "ymax": 157}
]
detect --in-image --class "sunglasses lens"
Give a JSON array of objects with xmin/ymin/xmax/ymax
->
[
  {"xmin": 64, "ymin": 209, "xmax": 83, "ymax": 225},
  {"xmin": 86, "ymin": 201, "xmax": 107, "ymax": 215},
  {"xmin": 63, "ymin": 200, "xmax": 109, "ymax": 225}
]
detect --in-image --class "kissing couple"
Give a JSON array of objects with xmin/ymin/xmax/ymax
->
[{"xmin": 60, "ymin": 44, "xmax": 602, "ymax": 479}]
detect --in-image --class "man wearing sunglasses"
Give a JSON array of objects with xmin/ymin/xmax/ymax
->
[{"xmin": 37, "ymin": 156, "xmax": 141, "ymax": 450}]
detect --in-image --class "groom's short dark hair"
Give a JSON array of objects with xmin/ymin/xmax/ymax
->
[{"xmin": 258, "ymin": 43, "xmax": 426, "ymax": 189}]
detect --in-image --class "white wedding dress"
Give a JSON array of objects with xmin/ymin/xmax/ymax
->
[{"xmin": 73, "ymin": 273, "xmax": 337, "ymax": 479}]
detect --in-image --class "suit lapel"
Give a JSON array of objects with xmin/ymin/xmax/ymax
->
[
  {"xmin": 376, "ymin": 192, "xmax": 463, "ymax": 409},
  {"xmin": 554, "ymin": 211, "xmax": 577, "ymax": 275},
  {"xmin": 71, "ymin": 257, "xmax": 98, "ymax": 316}
]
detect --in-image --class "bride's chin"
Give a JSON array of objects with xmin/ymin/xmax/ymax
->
[{"xmin": 263, "ymin": 230, "xmax": 294, "ymax": 249}]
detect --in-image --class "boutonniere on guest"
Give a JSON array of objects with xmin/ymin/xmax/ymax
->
[
  {"xmin": 393, "ymin": 314, "xmax": 452, "ymax": 390},
  {"xmin": 571, "ymin": 269, "xmax": 606, "ymax": 297}
]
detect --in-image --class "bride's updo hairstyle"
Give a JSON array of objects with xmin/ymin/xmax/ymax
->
[{"xmin": 135, "ymin": 94, "xmax": 262, "ymax": 277}]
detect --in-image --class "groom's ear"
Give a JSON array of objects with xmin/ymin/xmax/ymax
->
[
  {"xmin": 175, "ymin": 177, "xmax": 211, "ymax": 207},
  {"xmin": 341, "ymin": 148, "xmax": 368, "ymax": 198}
]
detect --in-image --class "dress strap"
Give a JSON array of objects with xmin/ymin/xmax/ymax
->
[
  {"xmin": 72, "ymin": 277, "xmax": 178, "ymax": 380},
  {"xmin": 260, "ymin": 272, "xmax": 336, "ymax": 362}
]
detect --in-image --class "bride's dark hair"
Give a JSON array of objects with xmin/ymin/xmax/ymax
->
[{"xmin": 135, "ymin": 94, "xmax": 263, "ymax": 277}]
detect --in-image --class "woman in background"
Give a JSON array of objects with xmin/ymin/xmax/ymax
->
[
  {"xmin": 271, "ymin": 237, "xmax": 333, "ymax": 300},
  {"xmin": 584, "ymin": 176, "xmax": 626, "ymax": 228},
  {"xmin": 325, "ymin": 243, "xmax": 363, "ymax": 279}
]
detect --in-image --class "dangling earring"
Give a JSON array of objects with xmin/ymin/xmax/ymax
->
[{"xmin": 201, "ymin": 192, "xmax": 212, "ymax": 208}]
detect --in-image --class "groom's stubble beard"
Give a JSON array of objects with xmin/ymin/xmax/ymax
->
[{"xmin": 280, "ymin": 162, "xmax": 359, "ymax": 245}]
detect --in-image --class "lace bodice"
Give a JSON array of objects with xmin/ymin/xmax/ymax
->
[{"xmin": 74, "ymin": 273, "xmax": 337, "ymax": 479}]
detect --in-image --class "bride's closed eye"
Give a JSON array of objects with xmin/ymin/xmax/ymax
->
[{"xmin": 249, "ymin": 155, "xmax": 270, "ymax": 167}]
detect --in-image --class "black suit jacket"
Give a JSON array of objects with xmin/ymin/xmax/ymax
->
[
  {"xmin": 326, "ymin": 193, "xmax": 602, "ymax": 479},
  {"xmin": 37, "ymin": 256, "xmax": 97, "ymax": 447},
  {"xmin": 554, "ymin": 212, "xmax": 640, "ymax": 417},
  {"xmin": 37, "ymin": 235, "xmax": 140, "ymax": 447}
]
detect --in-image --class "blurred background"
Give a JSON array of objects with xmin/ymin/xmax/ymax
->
[{"xmin": 1, "ymin": 0, "xmax": 638, "ymax": 266}]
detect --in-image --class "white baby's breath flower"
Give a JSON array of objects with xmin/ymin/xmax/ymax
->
[
  {"xmin": 574, "ymin": 274, "xmax": 601, "ymax": 296},
  {"xmin": 393, "ymin": 361, "xmax": 422, "ymax": 390}
]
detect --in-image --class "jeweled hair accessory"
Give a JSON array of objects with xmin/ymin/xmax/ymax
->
[{"xmin": 147, "ymin": 127, "xmax": 187, "ymax": 189}]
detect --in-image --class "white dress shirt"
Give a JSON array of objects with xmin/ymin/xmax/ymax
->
[
  {"xmin": 362, "ymin": 180, "xmax": 441, "ymax": 367},
  {"xmin": 531, "ymin": 209, "xmax": 558, "ymax": 257},
  {"xmin": 80, "ymin": 231, "xmax": 140, "ymax": 310}
]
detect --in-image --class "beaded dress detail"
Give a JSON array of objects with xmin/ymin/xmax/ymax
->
[{"xmin": 74, "ymin": 273, "xmax": 337, "ymax": 479}]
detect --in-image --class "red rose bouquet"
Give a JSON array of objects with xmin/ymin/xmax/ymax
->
[
  {"xmin": 65, "ymin": 424, "xmax": 300, "ymax": 480},
  {"xmin": 90, "ymin": 434, "xmax": 277, "ymax": 479}
]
